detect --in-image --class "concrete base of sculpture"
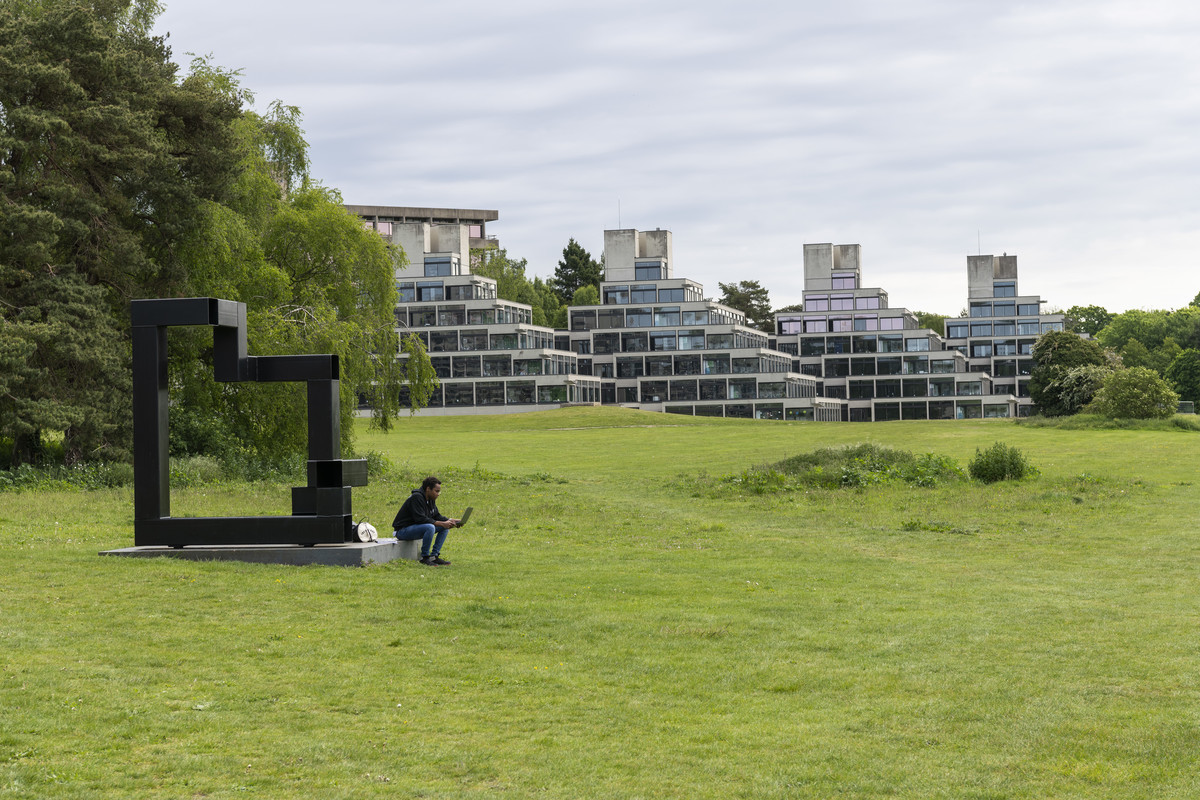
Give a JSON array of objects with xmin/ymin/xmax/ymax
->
[{"xmin": 101, "ymin": 537, "xmax": 422, "ymax": 567}]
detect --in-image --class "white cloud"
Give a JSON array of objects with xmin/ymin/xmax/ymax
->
[{"xmin": 156, "ymin": 0, "xmax": 1200, "ymax": 314}]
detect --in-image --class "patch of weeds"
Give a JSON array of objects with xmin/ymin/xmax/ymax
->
[
  {"xmin": 0, "ymin": 461, "xmax": 134, "ymax": 491},
  {"xmin": 676, "ymin": 444, "xmax": 966, "ymax": 497},
  {"xmin": 900, "ymin": 519, "xmax": 973, "ymax": 535}
]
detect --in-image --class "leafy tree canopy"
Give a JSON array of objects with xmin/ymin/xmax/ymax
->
[
  {"xmin": 1065, "ymin": 304, "xmax": 1114, "ymax": 337},
  {"xmin": 718, "ymin": 280, "xmax": 773, "ymax": 333},
  {"xmin": 0, "ymin": 0, "xmax": 408, "ymax": 467},
  {"xmin": 1165, "ymin": 348, "xmax": 1200, "ymax": 406},
  {"xmin": 913, "ymin": 311, "xmax": 948, "ymax": 336}
]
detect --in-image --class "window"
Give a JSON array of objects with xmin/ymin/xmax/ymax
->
[
  {"xmin": 970, "ymin": 302, "xmax": 991, "ymax": 317},
  {"xmin": 853, "ymin": 335, "xmax": 877, "ymax": 353},
  {"xmin": 903, "ymin": 379, "xmax": 927, "ymax": 397},
  {"xmin": 593, "ymin": 333, "xmax": 619, "ymax": 354},
  {"xmin": 830, "ymin": 317, "xmax": 853, "ymax": 332},
  {"xmin": 469, "ymin": 309, "xmax": 496, "ymax": 325},
  {"xmin": 806, "ymin": 295, "xmax": 829, "ymax": 311},
  {"xmin": 831, "ymin": 272, "xmax": 857, "ymax": 289},
  {"xmin": 476, "ymin": 382, "xmax": 505, "ymax": 405},
  {"xmin": 878, "ymin": 334, "xmax": 903, "ymax": 353},
  {"xmin": 507, "ymin": 381, "xmax": 535, "ymax": 404},
  {"xmin": 957, "ymin": 381, "xmax": 982, "ymax": 396},
  {"xmin": 851, "ymin": 357, "xmax": 876, "ymax": 376},
  {"xmin": 993, "ymin": 282, "xmax": 1016, "ymax": 297},
  {"xmin": 826, "ymin": 358, "xmax": 849, "ymax": 378},
  {"xmin": 410, "ymin": 306, "xmax": 436, "ymax": 327},
  {"xmin": 683, "ymin": 310, "xmax": 709, "ymax": 325},
  {"xmin": 699, "ymin": 379, "xmax": 726, "ymax": 400},
  {"xmin": 482, "ymin": 355, "xmax": 511, "ymax": 377},
  {"xmin": 931, "ymin": 358, "xmax": 957, "ymax": 374},
  {"xmin": 641, "ymin": 381, "xmax": 668, "ymax": 402},
  {"xmin": 707, "ymin": 333, "xmax": 734, "ymax": 349},
  {"xmin": 654, "ymin": 307, "xmax": 680, "ymax": 327},
  {"xmin": 971, "ymin": 343, "xmax": 993, "ymax": 358},
  {"xmin": 417, "ymin": 281, "xmax": 444, "ymax": 302},
  {"xmin": 452, "ymin": 356, "xmax": 481, "ymax": 378},
  {"xmin": 617, "ymin": 357, "xmax": 644, "ymax": 378},
  {"xmin": 631, "ymin": 285, "xmax": 656, "ymax": 303},
  {"xmin": 397, "ymin": 282, "xmax": 415, "ymax": 303},
  {"xmin": 444, "ymin": 382, "xmax": 474, "ymax": 406},
  {"xmin": 678, "ymin": 330, "xmax": 705, "ymax": 350},
  {"xmin": 603, "ymin": 286, "xmax": 629, "ymax": 305},
  {"xmin": 489, "ymin": 332, "xmax": 517, "ymax": 350},
  {"xmin": 1018, "ymin": 303, "xmax": 1041, "ymax": 315},
  {"xmin": 804, "ymin": 318, "xmax": 828, "ymax": 333},
  {"xmin": 635, "ymin": 262, "xmax": 663, "ymax": 280},
  {"xmin": 728, "ymin": 379, "xmax": 756, "ymax": 399},
  {"xmin": 625, "ymin": 307, "xmax": 651, "ymax": 327},
  {"xmin": 703, "ymin": 355, "xmax": 730, "ymax": 374},
  {"xmin": 801, "ymin": 338, "xmax": 826, "ymax": 356},
  {"xmin": 732, "ymin": 357, "xmax": 757, "ymax": 374},
  {"xmin": 621, "ymin": 332, "xmax": 648, "ymax": 352},
  {"xmin": 539, "ymin": 385, "xmax": 567, "ymax": 404},
  {"xmin": 447, "ymin": 284, "xmax": 476, "ymax": 301},
  {"xmin": 853, "ymin": 315, "xmax": 878, "ymax": 331},
  {"xmin": 849, "ymin": 380, "xmax": 874, "ymax": 399},
  {"xmin": 659, "ymin": 288, "xmax": 684, "ymax": 302},
  {"xmin": 903, "ymin": 356, "xmax": 929, "ymax": 374},
  {"xmin": 675, "ymin": 354, "xmax": 702, "ymax": 375},
  {"xmin": 572, "ymin": 339, "xmax": 591, "ymax": 355},
  {"xmin": 993, "ymin": 303, "xmax": 1016, "ymax": 317},
  {"xmin": 650, "ymin": 332, "xmax": 677, "ymax": 351},
  {"xmin": 826, "ymin": 336, "xmax": 851, "ymax": 354},
  {"xmin": 1041, "ymin": 321, "xmax": 1064, "ymax": 333},
  {"xmin": 830, "ymin": 294, "xmax": 854, "ymax": 311},
  {"xmin": 905, "ymin": 338, "xmax": 930, "ymax": 352},
  {"xmin": 670, "ymin": 380, "xmax": 698, "ymax": 401},
  {"xmin": 424, "ymin": 257, "xmax": 453, "ymax": 277},
  {"xmin": 855, "ymin": 296, "xmax": 881, "ymax": 310},
  {"xmin": 946, "ymin": 323, "xmax": 968, "ymax": 338},
  {"xmin": 993, "ymin": 320, "xmax": 1016, "ymax": 336},
  {"xmin": 879, "ymin": 316, "xmax": 905, "ymax": 330},
  {"xmin": 876, "ymin": 356, "xmax": 902, "ymax": 375},
  {"xmin": 1017, "ymin": 320, "xmax": 1040, "ymax": 335},
  {"xmin": 429, "ymin": 331, "xmax": 458, "ymax": 352},
  {"xmin": 970, "ymin": 323, "xmax": 992, "ymax": 337},
  {"xmin": 876, "ymin": 380, "xmax": 900, "ymax": 398},
  {"xmin": 438, "ymin": 306, "xmax": 465, "ymax": 326},
  {"xmin": 597, "ymin": 309, "xmax": 625, "ymax": 329},
  {"xmin": 994, "ymin": 340, "xmax": 1017, "ymax": 356}
]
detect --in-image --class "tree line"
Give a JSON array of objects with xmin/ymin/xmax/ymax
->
[{"xmin": 0, "ymin": 0, "xmax": 411, "ymax": 468}]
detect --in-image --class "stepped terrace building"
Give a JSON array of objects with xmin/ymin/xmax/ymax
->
[
  {"xmin": 354, "ymin": 207, "xmax": 1064, "ymax": 420},
  {"xmin": 772, "ymin": 244, "xmax": 1064, "ymax": 420}
]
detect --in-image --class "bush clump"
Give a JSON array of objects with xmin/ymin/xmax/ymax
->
[
  {"xmin": 706, "ymin": 443, "xmax": 965, "ymax": 495},
  {"xmin": 968, "ymin": 442, "xmax": 1037, "ymax": 483}
]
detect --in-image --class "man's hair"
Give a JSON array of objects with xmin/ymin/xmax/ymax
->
[{"xmin": 421, "ymin": 476, "xmax": 442, "ymax": 491}]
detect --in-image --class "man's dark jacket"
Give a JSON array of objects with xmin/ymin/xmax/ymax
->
[{"xmin": 393, "ymin": 489, "xmax": 448, "ymax": 530}]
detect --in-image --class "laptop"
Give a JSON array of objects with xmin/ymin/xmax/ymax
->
[{"xmin": 456, "ymin": 507, "xmax": 473, "ymax": 527}]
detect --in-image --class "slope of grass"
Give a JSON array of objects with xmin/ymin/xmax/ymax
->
[{"xmin": 3, "ymin": 408, "xmax": 1199, "ymax": 799}]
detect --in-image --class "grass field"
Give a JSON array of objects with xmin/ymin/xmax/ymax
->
[{"xmin": 3, "ymin": 407, "xmax": 1200, "ymax": 798}]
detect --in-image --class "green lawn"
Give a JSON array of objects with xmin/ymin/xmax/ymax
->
[{"xmin": 3, "ymin": 408, "xmax": 1200, "ymax": 798}]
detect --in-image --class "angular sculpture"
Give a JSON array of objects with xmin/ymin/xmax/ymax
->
[{"xmin": 131, "ymin": 298, "xmax": 367, "ymax": 547}]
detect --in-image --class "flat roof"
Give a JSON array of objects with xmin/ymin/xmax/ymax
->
[{"xmin": 344, "ymin": 205, "xmax": 499, "ymax": 223}]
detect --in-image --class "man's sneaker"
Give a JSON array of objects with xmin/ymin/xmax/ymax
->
[
  {"xmin": 418, "ymin": 555, "xmax": 433, "ymax": 565},
  {"xmin": 429, "ymin": 556, "xmax": 451, "ymax": 566}
]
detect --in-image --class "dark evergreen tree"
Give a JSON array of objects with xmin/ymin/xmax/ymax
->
[
  {"xmin": 718, "ymin": 280, "xmax": 773, "ymax": 333},
  {"xmin": 551, "ymin": 238, "xmax": 602, "ymax": 303}
]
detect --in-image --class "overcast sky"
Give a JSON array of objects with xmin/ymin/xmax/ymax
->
[{"xmin": 154, "ymin": 0, "xmax": 1200, "ymax": 315}]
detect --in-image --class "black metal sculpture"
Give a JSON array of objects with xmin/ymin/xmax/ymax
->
[{"xmin": 131, "ymin": 298, "xmax": 367, "ymax": 547}]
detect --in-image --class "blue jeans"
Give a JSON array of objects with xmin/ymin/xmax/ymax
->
[{"xmin": 394, "ymin": 523, "xmax": 447, "ymax": 558}]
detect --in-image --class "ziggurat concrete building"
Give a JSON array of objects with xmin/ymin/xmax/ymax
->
[{"xmin": 355, "ymin": 206, "xmax": 1064, "ymax": 421}]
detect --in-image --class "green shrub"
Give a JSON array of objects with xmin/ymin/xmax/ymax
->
[
  {"xmin": 968, "ymin": 442, "xmax": 1037, "ymax": 483},
  {"xmin": 1087, "ymin": 367, "xmax": 1180, "ymax": 420}
]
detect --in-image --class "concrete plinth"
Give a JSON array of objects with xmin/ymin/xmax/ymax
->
[{"xmin": 100, "ymin": 537, "xmax": 422, "ymax": 567}]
